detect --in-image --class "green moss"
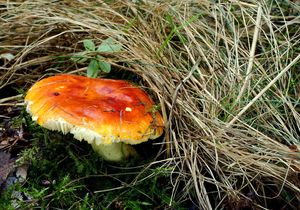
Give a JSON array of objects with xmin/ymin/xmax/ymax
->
[{"xmin": 0, "ymin": 115, "xmax": 188, "ymax": 209}]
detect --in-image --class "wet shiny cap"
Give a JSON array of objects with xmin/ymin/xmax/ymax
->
[{"xmin": 25, "ymin": 74, "xmax": 164, "ymax": 146}]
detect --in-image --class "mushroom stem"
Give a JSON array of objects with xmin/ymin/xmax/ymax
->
[{"xmin": 91, "ymin": 142, "xmax": 138, "ymax": 162}]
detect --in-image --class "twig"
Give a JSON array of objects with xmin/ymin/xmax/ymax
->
[
  {"xmin": 0, "ymin": 102, "xmax": 25, "ymax": 106},
  {"xmin": 166, "ymin": 58, "xmax": 200, "ymax": 128},
  {"xmin": 0, "ymin": 94, "xmax": 23, "ymax": 103}
]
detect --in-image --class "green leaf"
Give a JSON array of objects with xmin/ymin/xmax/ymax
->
[
  {"xmin": 97, "ymin": 38, "xmax": 122, "ymax": 53},
  {"xmin": 83, "ymin": 39, "xmax": 95, "ymax": 51},
  {"xmin": 87, "ymin": 59, "xmax": 99, "ymax": 78},
  {"xmin": 71, "ymin": 52, "xmax": 88, "ymax": 63},
  {"xmin": 98, "ymin": 61, "xmax": 111, "ymax": 73}
]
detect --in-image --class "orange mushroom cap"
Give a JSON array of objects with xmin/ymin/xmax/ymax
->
[{"xmin": 25, "ymin": 74, "xmax": 164, "ymax": 146}]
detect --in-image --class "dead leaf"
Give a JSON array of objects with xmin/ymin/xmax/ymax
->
[
  {"xmin": 0, "ymin": 152, "xmax": 15, "ymax": 186},
  {"xmin": 16, "ymin": 164, "xmax": 28, "ymax": 183},
  {"xmin": 0, "ymin": 140, "xmax": 9, "ymax": 149}
]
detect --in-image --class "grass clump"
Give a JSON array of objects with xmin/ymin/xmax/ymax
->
[{"xmin": 1, "ymin": 0, "xmax": 300, "ymax": 209}]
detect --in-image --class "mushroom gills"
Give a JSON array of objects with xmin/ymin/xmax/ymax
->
[{"xmin": 44, "ymin": 118, "xmax": 137, "ymax": 161}]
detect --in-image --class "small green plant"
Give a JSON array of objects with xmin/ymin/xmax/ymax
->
[{"xmin": 72, "ymin": 38, "xmax": 122, "ymax": 78}]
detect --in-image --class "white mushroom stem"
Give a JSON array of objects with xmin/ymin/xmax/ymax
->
[{"xmin": 91, "ymin": 142, "xmax": 138, "ymax": 162}]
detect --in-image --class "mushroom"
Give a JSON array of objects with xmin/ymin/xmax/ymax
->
[{"xmin": 25, "ymin": 74, "xmax": 164, "ymax": 162}]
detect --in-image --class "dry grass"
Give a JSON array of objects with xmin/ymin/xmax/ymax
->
[{"xmin": 1, "ymin": 0, "xmax": 300, "ymax": 209}]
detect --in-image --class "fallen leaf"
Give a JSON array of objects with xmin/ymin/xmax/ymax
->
[
  {"xmin": 0, "ymin": 152, "xmax": 15, "ymax": 186},
  {"xmin": 0, "ymin": 140, "xmax": 9, "ymax": 149},
  {"xmin": 16, "ymin": 164, "xmax": 28, "ymax": 182}
]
